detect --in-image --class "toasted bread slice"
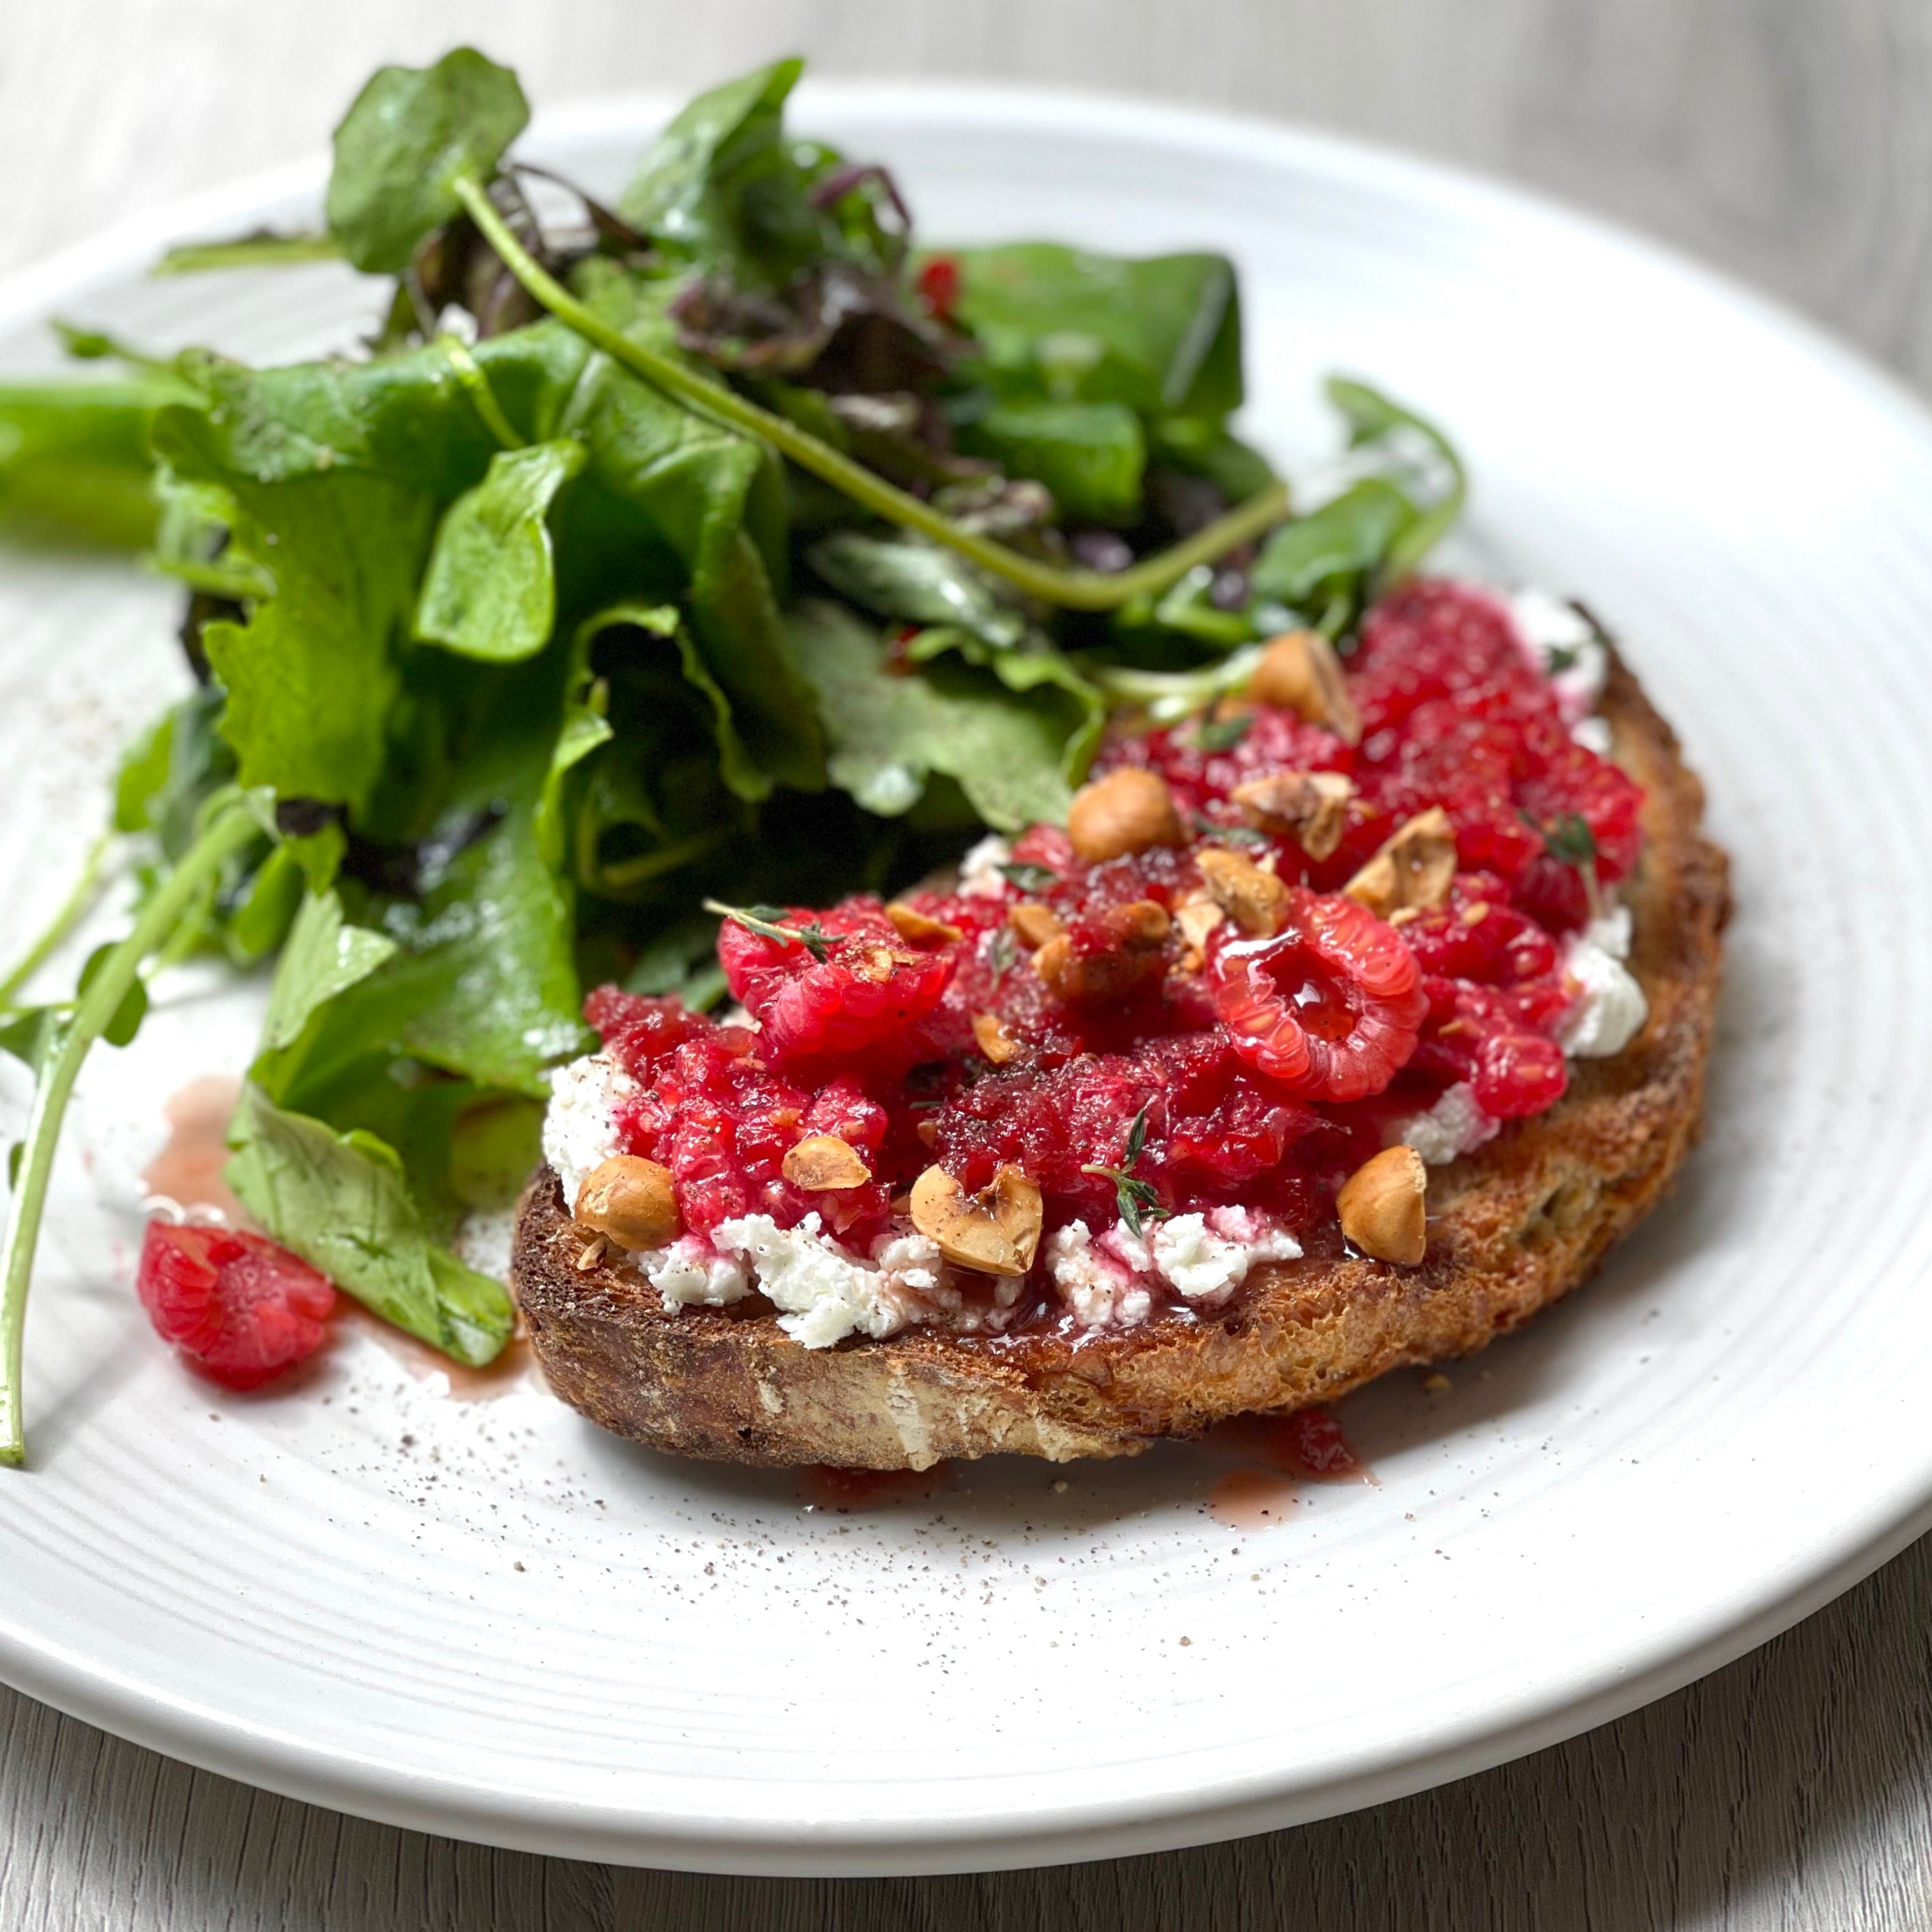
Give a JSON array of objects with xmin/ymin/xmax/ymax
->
[{"xmin": 512, "ymin": 655, "xmax": 1729, "ymax": 1468}]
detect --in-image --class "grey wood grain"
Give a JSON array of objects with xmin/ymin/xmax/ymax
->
[{"xmin": 3, "ymin": 1, "xmax": 1929, "ymax": 1926}]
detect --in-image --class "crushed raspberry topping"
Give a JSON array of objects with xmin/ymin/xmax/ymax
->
[
  {"xmin": 136, "ymin": 1220, "xmax": 336, "ymax": 1390},
  {"xmin": 577, "ymin": 579, "xmax": 1644, "ymax": 1330}
]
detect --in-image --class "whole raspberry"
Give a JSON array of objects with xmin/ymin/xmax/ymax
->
[
  {"xmin": 1208, "ymin": 888, "xmax": 1426, "ymax": 1101},
  {"xmin": 136, "ymin": 1221, "xmax": 336, "ymax": 1390},
  {"xmin": 717, "ymin": 898, "xmax": 954, "ymax": 1068}
]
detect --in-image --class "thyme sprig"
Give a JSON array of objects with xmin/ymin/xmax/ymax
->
[
  {"xmin": 1080, "ymin": 1101, "xmax": 1168, "ymax": 1240},
  {"xmin": 704, "ymin": 898, "xmax": 840, "ymax": 963}
]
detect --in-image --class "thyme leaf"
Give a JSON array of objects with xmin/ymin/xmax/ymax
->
[
  {"xmin": 705, "ymin": 897, "xmax": 838, "ymax": 962},
  {"xmin": 1192, "ymin": 708, "xmax": 1251, "ymax": 752},
  {"xmin": 995, "ymin": 861, "xmax": 1058, "ymax": 894},
  {"xmin": 1522, "ymin": 810, "xmax": 1603, "ymax": 917}
]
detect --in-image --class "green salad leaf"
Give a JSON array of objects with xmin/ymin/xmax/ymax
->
[
  {"xmin": 325, "ymin": 48, "xmax": 530, "ymax": 274},
  {"xmin": 0, "ymin": 378, "xmax": 188, "ymax": 548},
  {"xmin": 939, "ymin": 242, "xmax": 1243, "ymax": 419},
  {"xmin": 225, "ymin": 1083, "xmax": 515, "ymax": 1366},
  {"xmin": 954, "ymin": 399, "xmax": 1145, "ymax": 523},
  {"xmin": 258, "ymin": 888, "xmax": 399, "ymax": 1055},
  {"xmin": 1250, "ymin": 478, "xmax": 1416, "ymax": 614},
  {"xmin": 616, "ymin": 57, "xmax": 823, "ymax": 286},
  {"xmin": 1324, "ymin": 375, "xmax": 1466, "ymax": 578},
  {"xmin": 807, "ymin": 532, "xmax": 1029, "ymax": 649},
  {"xmin": 787, "ymin": 599, "xmax": 1083, "ymax": 829},
  {"xmin": 416, "ymin": 439, "xmax": 586, "ymax": 662}
]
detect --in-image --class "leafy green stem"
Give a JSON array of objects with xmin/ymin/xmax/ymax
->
[
  {"xmin": 451, "ymin": 174, "xmax": 1290, "ymax": 612},
  {"xmin": 0, "ymin": 832, "xmax": 116, "ymax": 1008},
  {"xmin": 434, "ymin": 334, "xmax": 526, "ymax": 450},
  {"xmin": 1085, "ymin": 643, "xmax": 1267, "ymax": 721},
  {"xmin": 0, "ymin": 794, "xmax": 262, "ymax": 1469},
  {"xmin": 153, "ymin": 234, "xmax": 344, "ymax": 275}
]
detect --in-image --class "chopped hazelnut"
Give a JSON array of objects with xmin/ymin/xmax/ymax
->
[
  {"xmin": 909, "ymin": 1163, "xmax": 1044, "ymax": 1276},
  {"xmin": 573, "ymin": 1155, "xmax": 680, "ymax": 1251},
  {"xmin": 972, "ymin": 1012, "xmax": 1020, "ymax": 1064},
  {"xmin": 1344, "ymin": 807, "xmax": 1458, "ymax": 919},
  {"xmin": 1172, "ymin": 890, "xmax": 1225, "ymax": 970},
  {"xmin": 885, "ymin": 901, "xmax": 963, "ymax": 945},
  {"xmin": 1008, "ymin": 901, "xmax": 1066, "ymax": 950},
  {"xmin": 1337, "ymin": 1145, "xmax": 1427, "ymax": 1266},
  {"xmin": 1196, "ymin": 848, "xmax": 1288, "ymax": 936},
  {"xmin": 781, "ymin": 1134, "xmax": 872, "ymax": 1191},
  {"xmin": 1231, "ymin": 770, "xmax": 1355, "ymax": 861},
  {"xmin": 1247, "ymin": 630, "xmax": 1362, "ymax": 744},
  {"xmin": 849, "ymin": 943, "xmax": 915, "ymax": 985},
  {"xmin": 1066, "ymin": 768, "xmax": 1186, "ymax": 862}
]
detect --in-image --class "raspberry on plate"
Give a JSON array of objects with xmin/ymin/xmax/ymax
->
[{"xmin": 136, "ymin": 1221, "xmax": 337, "ymax": 1390}]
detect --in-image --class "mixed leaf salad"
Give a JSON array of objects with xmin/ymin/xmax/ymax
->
[{"xmin": 0, "ymin": 50, "xmax": 1464, "ymax": 1464}]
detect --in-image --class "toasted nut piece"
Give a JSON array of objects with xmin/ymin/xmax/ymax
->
[
  {"xmin": 573, "ymin": 1154, "xmax": 680, "ymax": 1251},
  {"xmin": 1337, "ymin": 1145, "xmax": 1427, "ymax": 1265},
  {"xmin": 1034, "ymin": 900, "xmax": 1171, "ymax": 1002},
  {"xmin": 1032, "ymin": 935, "xmax": 1077, "ymax": 996},
  {"xmin": 850, "ymin": 943, "xmax": 917, "ymax": 985},
  {"xmin": 1343, "ymin": 806, "xmax": 1458, "ymax": 919},
  {"xmin": 1066, "ymin": 768, "xmax": 1186, "ymax": 862},
  {"xmin": 1232, "ymin": 770, "xmax": 1356, "ymax": 861},
  {"xmin": 1196, "ymin": 848, "xmax": 1288, "ymax": 936},
  {"xmin": 1107, "ymin": 899, "xmax": 1171, "ymax": 944},
  {"xmin": 885, "ymin": 901, "xmax": 963, "ymax": 945},
  {"xmin": 972, "ymin": 1012, "xmax": 1020, "ymax": 1064},
  {"xmin": 1008, "ymin": 901, "xmax": 1066, "ymax": 950},
  {"xmin": 1172, "ymin": 889, "xmax": 1225, "ymax": 969},
  {"xmin": 574, "ymin": 1236, "xmax": 608, "ymax": 1272},
  {"xmin": 782, "ymin": 1134, "xmax": 873, "ymax": 1191},
  {"xmin": 909, "ymin": 1163, "xmax": 1044, "ymax": 1276},
  {"xmin": 1248, "ymin": 630, "xmax": 1362, "ymax": 744}
]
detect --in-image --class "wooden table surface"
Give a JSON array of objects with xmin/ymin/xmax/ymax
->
[{"xmin": 6, "ymin": 2, "xmax": 1931, "ymax": 1924}]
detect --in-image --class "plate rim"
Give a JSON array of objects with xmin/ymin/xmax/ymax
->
[{"xmin": 3, "ymin": 76, "xmax": 1929, "ymax": 1876}]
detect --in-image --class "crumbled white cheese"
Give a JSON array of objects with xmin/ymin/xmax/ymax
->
[
  {"xmin": 1047, "ymin": 1209, "xmax": 1298, "ymax": 1327},
  {"xmin": 1150, "ymin": 1206, "xmax": 1302, "ymax": 1304},
  {"xmin": 1559, "ymin": 906, "xmax": 1648, "ymax": 1057},
  {"xmin": 541, "ymin": 1052, "xmax": 637, "ymax": 1207},
  {"xmin": 959, "ymin": 833, "xmax": 1015, "ymax": 899},
  {"xmin": 1507, "ymin": 587, "xmax": 1608, "ymax": 724},
  {"xmin": 1392, "ymin": 1081, "xmax": 1501, "ymax": 1166},
  {"xmin": 627, "ymin": 1235, "xmax": 751, "ymax": 1312},
  {"xmin": 1570, "ymin": 714, "xmax": 1614, "ymax": 756},
  {"xmin": 872, "ymin": 1230, "xmax": 944, "ymax": 1295},
  {"xmin": 1045, "ymin": 1221, "xmax": 1152, "ymax": 1330},
  {"xmin": 710, "ymin": 1212, "xmax": 930, "ymax": 1349}
]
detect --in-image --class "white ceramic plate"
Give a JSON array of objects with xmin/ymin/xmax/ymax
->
[{"xmin": 2, "ymin": 82, "xmax": 1929, "ymax": 1878}]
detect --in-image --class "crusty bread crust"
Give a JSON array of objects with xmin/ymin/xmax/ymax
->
[{"xmin": 512, "ymin": 656, "xmax": 1729, "ymax": 1468}]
